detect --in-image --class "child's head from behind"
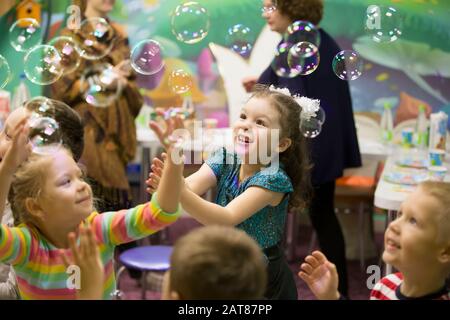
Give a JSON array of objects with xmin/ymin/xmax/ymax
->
[
  {"xmin": 383, "ymin": 181, "xmax": 450, "ymax": 278},
  {"xmin": 164, "ymin": 226, "xmax": 267, "ymax": 300},
  {"xmin": 235, "ymin": 84, "xmax": 311, "ymax": 210},
  {"xmin": 0, "ymin": 98, "xmax": 84, "ymax": 163},
  {"xmin": 24, "ymin": 97, "xmax": 85, "ymax": 162},
  {"xmin": 10, "ymin": 146, "xmax": 93, "ymax": 229}
]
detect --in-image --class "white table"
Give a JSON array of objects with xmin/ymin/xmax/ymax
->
[{"xmin": 374, "ymin": 148, "xmax": 450, "ymax": 274}]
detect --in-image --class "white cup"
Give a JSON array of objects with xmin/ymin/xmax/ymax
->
[{"xmin": 428, "ymin": 166, "xmax": 447, "ymax": 182}]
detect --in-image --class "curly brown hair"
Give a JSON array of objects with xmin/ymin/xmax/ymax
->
[
  {"xmin": 277, "ymin": 0, "xmax": 324, "ymax": 26},
  {"xmin": 250, "ymin": 84, "xmax": 312, "ymax": 211}
]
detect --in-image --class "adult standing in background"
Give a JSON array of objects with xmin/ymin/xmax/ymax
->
[
  {"xmin": 243, "ymin": 0, "xmax": 361, "ymax": 297},
  {"xmin": 51, "ymin": 0, "xmax": 144, "ymax": 278}
]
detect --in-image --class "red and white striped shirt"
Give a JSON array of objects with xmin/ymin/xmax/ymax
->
[{"xmin": 370, "ymin": 273, "xmax": 450, "ymax": 300}]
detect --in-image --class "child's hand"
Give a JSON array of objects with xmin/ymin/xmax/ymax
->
[
  {"xmin": 298, "ymin": 251, "xmax": 340, "ymax": 300},
  {"xmin": 2, "ymin": 117, "xmax": 31, "ymax": 173},
  {"xmin": 149, "ymin": 108, "xmax": 186, "ymax": 151},
  {"xmin": 62, "ymin": 225, "xmax": 104, "ymax": 300},
  {"xmin": 146, "ymin": 153, "xmax": 166, "ymax": 194}
]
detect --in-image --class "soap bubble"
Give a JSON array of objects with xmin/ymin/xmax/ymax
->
[
  {"xmin": 76, "ymin": 17, "xmax": 114, "ymax": 60},
  {"xmin": 9, "ymin": 18, "xmax": 41, "ymax": 52},
  {"xmin": 226, "ymin": 24, "xmax": 253, "ymax": 56},
  {"xmin": 23, "ymin": 45, "xmax": 63, "ymax": 85},
  {"xmin": 271, "ymin": 42, "xmax": 300, "ymax": 78},
  {"xmin": 300, "ymin": 117, "xmax": 322, "ymax": 138},
  {"xmin": 171, "ymin": 1, "xmax": 210, "ymax": 44},
  {"xmin": 365, "ymin": 5, "xmax": 402, "ymax": 43},
  {"xmin": 332, "ymin": 50, "xmax": 364, "ymax": 81},
  {"xmin": 81, "ymin": 63, "xmax": 123, "ymax": 107},
  {"xmin": 0, "ymin": 55, "xmax": 12, "ymax": 89},
  {"xmin": 24, "ymin": 96, "xmax": 54, "ymax": 115},
  {"xmin": 130, "ymin": 39, "xmax": 164, "ymax": 75},
  {"xmin": 28, "ymin": 112, "xmax": 62, "ymax": 153},
  {"xmin": 287, "ymin": 41, "xmax": 320, "ymax": 76},
  {"xmin": 168, "ymin": 69, "xmax": 192, "ymax": 94},
  {"xmin": 48, "ymin": 36, "xmax": 81, "ymax": 74},
  {"xmin": 286, "ymin": 20, "xmax": 321, "ymax": 47}
]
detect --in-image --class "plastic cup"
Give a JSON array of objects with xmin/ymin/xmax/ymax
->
[
  {"xmin": 429, "ymin": 149, "xmax": 445, "ymax": 166},
  {"xmin": 401, "ymin": 128, "xmax": 414, "ymax": 147},
  {"xmin": 428, "ymin": 166, "xmax": 447, "ymax": 182}
]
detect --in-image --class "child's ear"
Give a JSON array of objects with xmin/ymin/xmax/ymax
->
[
  {"xmin": 25, "ymin": 198, "xmax": 45, "ymax": 220},
  {"xmin": 437, "ymin": 244, "xmax": 450, "ymax": 265},
  {"xmin": 277, "ymin": 137, "xmax": 292, "ymax": 153}
]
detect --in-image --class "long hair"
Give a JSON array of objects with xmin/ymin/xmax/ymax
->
[{"xmin": 250, "ymin": 84, "xmax": 312, "ymax": 211}]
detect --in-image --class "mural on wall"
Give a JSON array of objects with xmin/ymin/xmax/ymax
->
[{"xmin": 1, "ymin": 0, "xmax": 449, "ymax": 127}]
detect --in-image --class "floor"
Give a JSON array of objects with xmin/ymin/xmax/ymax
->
[{"xmin": 117, "ymin": 216, "xmax": 383, "ymax": 300}]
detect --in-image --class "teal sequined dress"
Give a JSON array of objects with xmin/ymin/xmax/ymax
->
[{"xmin": 206, "ymin": 148, "xmax": 298, "ymax": 299}]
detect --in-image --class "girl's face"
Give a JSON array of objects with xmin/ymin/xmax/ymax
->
[
  {"xmin": 35, "ymin": 149, "xmax": 93, "ymax": 228},
  {"xmin": 261, "ymin": 0, "xmax": 292, "ymax": 34},
  {"xmin": 87, "ymin": 0, "xmax": 115, "ymax": 15},
  {"xmin": 383, "ymin": 186, "xmax": 448, "ymax": 274},
  {"xmin": 233, "ymin": 97, "xmax": 290, "ymax": 164}
]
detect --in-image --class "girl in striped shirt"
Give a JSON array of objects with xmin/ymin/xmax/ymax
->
[{"xmin": 0, "ymin": 117, "xmax": 184, "ymax": 299}]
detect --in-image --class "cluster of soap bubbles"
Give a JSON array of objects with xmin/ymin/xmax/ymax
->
[
  {"xmin": 7, "ymin": 16, "xmax": 118, "ymax": 89},
  {"xmin": 271, "ymin": 21, "xmax": 321, "ymax": 78}
]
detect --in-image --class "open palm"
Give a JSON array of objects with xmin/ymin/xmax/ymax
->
[{"xmin": 298, "ymin": 251, "xmax": 340, "ymax": 300}]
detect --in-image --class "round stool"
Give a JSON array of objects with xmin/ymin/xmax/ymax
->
[{"xmin": 116, "ymin": 245, "xmax": 173, "ymax": 299}]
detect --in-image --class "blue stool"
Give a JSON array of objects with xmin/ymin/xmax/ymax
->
[{"xmin": 116, "ymin": 245, "xmax": 173, "ymax": 299}]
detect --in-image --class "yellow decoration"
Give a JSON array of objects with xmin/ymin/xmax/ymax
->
[{"xmin": 16, "ymin": 0, "xmax": 41, "ymax": 25}]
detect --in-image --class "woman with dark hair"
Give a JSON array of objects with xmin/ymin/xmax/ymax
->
[{"xmin": 243, "ymin": 0, "xmax": 361, "ymax": 297}]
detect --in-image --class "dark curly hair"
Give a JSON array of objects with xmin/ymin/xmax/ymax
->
[
  {"xmin": 250, "ymin": 84, "xmax": 312, "ymax": 211},
  {"xmin": 277, "ymin": 0, "xmax": 324, "ymax": 26}
]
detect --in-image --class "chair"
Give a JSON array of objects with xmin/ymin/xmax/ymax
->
[{"xmin": 116, "ymin": 245, "xmax": 172, "ymax": 299}]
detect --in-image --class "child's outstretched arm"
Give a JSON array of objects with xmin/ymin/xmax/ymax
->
[
  {"xmin": 62, "ymin": 225, "xmax": 104, "ymax": 300},
  {"xmin": 181, "ymin": 185, "xmax": 284, "ymax": 226},
  {"xmin": 149, "ymin": 111, "xmax": 186, "ymax": 214},
  {"xmin": 0, "ymin": 118, "xmax": 31, "ymax": 216},
  {"xmin": 298, "ymin": 251, "xmax": 341, "ymax": 300},
  {"xmin": 146, "ymin": 154, "xmax": 216, "ymax": 197}
]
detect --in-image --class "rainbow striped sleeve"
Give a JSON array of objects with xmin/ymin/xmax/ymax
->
[
  {"xmin": 89, "ymin": 193, "xmax": 181, "ymax": 246},
  {"xmin": 0, "ymin": 224, "xmax": 31, "ymax": 266}
]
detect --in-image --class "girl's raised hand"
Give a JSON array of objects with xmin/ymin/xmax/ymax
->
[
  {"xmin": 298, "ymin": 250, "xmax": 340, "ymax": 300},
  {"xmin": 145, "ymin": 153, "xmax": 166, "ymax": 194},
  {"xmin": 61, "ymin": 225, "xmax": 104, "ymax": 300},
  {"xmin": 148, "ymin": 108, "xmax": 186, "ymax": 151},
  {"xmin": 2, "ymin": 117, "xmax": 31, "ymax": 173}
]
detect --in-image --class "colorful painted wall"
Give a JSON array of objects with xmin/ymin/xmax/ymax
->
[{"xmin": 1, "ymin": 0, "xmax": 449, "ymax": 126}]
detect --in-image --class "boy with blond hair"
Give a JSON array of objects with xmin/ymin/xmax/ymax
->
[{"xmin": 299, "ymin": 181, "xmax": 450, "ymax": 300}]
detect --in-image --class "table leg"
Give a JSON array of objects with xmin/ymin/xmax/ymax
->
[{"xmin": 384, "ymin": 209, "xmax": 398, "ymax": 276}]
